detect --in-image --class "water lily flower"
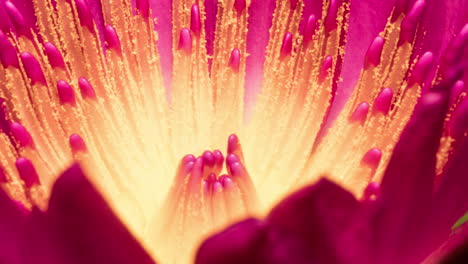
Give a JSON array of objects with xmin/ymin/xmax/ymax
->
[{"xmin": 0, "ymin": 0, "xmax": 467, "ymax": 263}]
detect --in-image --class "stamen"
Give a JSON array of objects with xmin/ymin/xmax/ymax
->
[
  {"xmin": 57, "ymin": 80, "xmax": 76, "ymax": 105},
  {"xmin": 44, "ymin": 42, "xmax": 66, "ymax": 69},
  {"xmin": 228, "ymin": 48, "xmax": 241, "ymax": 71},
  {"xmin": 190, "ymin": 4, "xmax": 201, "ymax": 37},
  {"xmin": 0, "ymin": 31, "xmax": 19, "ymax": 68},
  {"xmin": 373, "ymin": 88, "xmax": 393, "ymax": 115},
  {"xmin": 69, "ymin": 133, "xmax": 87, "ymax": 153},
  {"xmin": 319, "ymin": 55, "xmax": 333, "ymax": 82},
  {"xmin": 350, "ymin": 102, "xmax": 370, "ymax": 124},
  {"xmin": 324, "ymin": 0, "xmax": 339, "ymax": 33},
  {"xmin": 4, "ymin": 1, "xmax": 29, "ymax": 36},
  {"xmin": 10, "ymin": 122, "xmax": 33, "ymax": 148},
  {"xmin": 280, "ymin": 32, "xmax": 293, "ymax": 58},
  {"xmin": 135, "ymin": 0, "xmax": 150, "ymax": 18},
  {"xmin": 303, "ymin": 14, "xmax": 318, "ymax": 45},
  {"xmin": 361, "ymin": 148, "xmax": 383, "ymax": 169},
  {"xmin": 78, "ymin": 77, "xmax": 97, "ymax": 99},
  {"xmin": 398, "ymin": 0, "xmax": 425, "ymax": 45},
  {"xmin": 233, "ymin": 0, "xmax": 246, "ymax": 15},
  {"xmin": 20, "ymin": 52, "xmax": 47, "ymax": 86},
  {"xmin": 364, "ymin": 36, "xmax": 385, "ymax": 69},
  {"xmin": 178, "ymin": 28, "xmax": 192, "ymax": 53},
  {"xmin": 74, "ymin": 0, "xmax": 94, "ymax": 31},
  {"xmin": 409, "ymin": 51, "xmax": 434, "ymax": 86},
  {"xmin": 15, "ymin": 157, "xmax": 39, "ymax": 188},
  {"xmin": 104, "ymin": 25, "xmax": 122, "ymax": 54}
]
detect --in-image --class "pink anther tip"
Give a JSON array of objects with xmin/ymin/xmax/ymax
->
[
  {"xmin": 350, "ymin": 102, "xmax": 370, "ymax": 124},
  {"xmin": 398, "ymin": 0, "xmax": 425, "ymax": 45},
  {"xmin": 75, "ymin": 0, "xmax": 94, "ymax": 31},
  {"xmin": 178, "ymin": 28, "xmax": 192, "ymax": 53},
  {"xmin": 136, "ymin": 0, "xmax": 150, "ymax": 18},
  {"xmin": 4, "ymin": 1, "xmax": 28, "ymax": 36},
  {"xmin": 10, "ymin": 122, "xmax": 33, "ymax": 148},
  {"xmin": 324, "ymin": 0, "xmax": 339, "ymax": 33},
  {"xmin": 15, "ymin": 157, "xmax": 40, "ymax": 187},
  {"xmin": 361, "ymin": 148, "xmax": 382, "ymax": 169},
  {"xmin": 229, "ymin": 48, "xmax": 241, "ymax": 71},
  {"xmin": 20, "ymin": 52, "xmax": 47, "ymax": 86},
  {"xmin": 104, "ymin": 25, "xmax": 122, "ymax": 54},
  {"xmin": 78, "ymin": 77, "xmax": 96, "ymax": 99},
  {"xmin": 44, "ymin": 42, "xmax": 66, "ymax": 69},
  {"xmin": 280, "ymin": 32, "xmax": 293, "ymax": 57},
  {"xmin": 69, "ymin": 133, "xmax": 87, "ymax": 153},
  {"xmin": 190, "ymin": 4, "xmax": 201, "ymax": 36},
  {"xmin": 303, "ymin": 14, "xmax": 318, "ymax": 45},
  {"xmin": 319, "ymin": 55, "xmax": 333, "ymax": 82},
  {"xmin": 233, "ymin": 0, "xmax": 246, "ymax": 15},
  {"xmin": 57, "ymin": 80, "xmax": 76, "ymax": 105},
  {"xmin": 364, "ymin": 36, "xmax": 385, "ymax": 69},
  {"xmin": 373, "ymin": 88, "xmax": 393, "ymax": 115},
  {"xmin": 409, "ymin": 51, "xmax": 434, "ymax": 85},
  {"xmin": 0, "ymin": 31, "xmax": 19, "ymax": 68}
]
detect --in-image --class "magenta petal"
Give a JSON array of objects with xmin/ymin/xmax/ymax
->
[
  {"xmin": 422, "ymin": 223, "xmax": 468, "ymax": 264},
  {"xmin": 0, "ymin": 189, "xmax": 28, "ymax": 264},
  {"xmin": 376, "ymin": 79, "xmax": 455, "ymax": 263},
  {"xmin": 195, "ymin": 218, "xmax": 267, "ymax": 264},
  {"xmin": 47, "ymin": 164, "xmax": 155, "ymax": 264},
  {"xmin": 150, "ymin": 0, "xmax": 172, "ymax": 98},
  {"xmin": 267, "ymin": 179, "xmax": 360, "ymax": 264},
  {"xmin": 244, "ymin": 0, "xmax": 275, "ymax": 118}
]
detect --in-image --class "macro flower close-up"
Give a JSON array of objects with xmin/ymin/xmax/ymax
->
[{"xmin": 0, "ymin": 0, "xmax": 467, "ymax": 263}]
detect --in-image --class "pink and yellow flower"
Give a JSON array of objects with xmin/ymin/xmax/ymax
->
[{"xmin": 0, "ymin": 0, "xmax": 467, "ymax": 263}]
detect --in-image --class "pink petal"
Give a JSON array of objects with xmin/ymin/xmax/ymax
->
[
  {"xmin": 244, "ymin": 0, "xmax": 275, "ymax": 119},
  {"xmin": 150, "ymin": 0, "xmax": 172, "ymax": 97},
  {"xmin": 422, "ymin": 222, "xmax": 468, "ymax": 264}
]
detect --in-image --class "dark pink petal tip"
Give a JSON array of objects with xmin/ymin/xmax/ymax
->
[
  {"xmin": 104, "ymin": 25, "xmax": 122, "ymax": 54},
  {"xmin": 69, "ymin": 133, "xmax": 87, "ymax": 153},
  {"xmin": 319, "ymin": 55, "xmax": 333, "ymax": 82},
  {"xmin": 178, "ymin": 28, "xmax": 192, "ymax": 53},
  {"xmin": 20, "ymin": 52, "xmax": 47, "ymax": 86},
  {"xmin": 364, "ymin": 36, "xmax": 385, "ymax": 69},
  {"xmin": 4, "ymin": 1, "xmax": 29, "ymax": 36},
  {"xmin": 44, "ymin": 42, "xmax": 66, "ymax": 69},
  {"xmin": 373, "ymin": 88, "xmax": 393, "ymax": 115},
  {"xmin": 0, "ymin": 31, "xmax": 19, "ymax": 68},
  {"xmin": 75, "ymin": 0, "xmax": 94, "ymax": 31},
  {"xmin": 350, "ymin": 102, "xmax": 369, "ymax": 123},
  {"xmin": 15, "ymin": 157, "xmax": 39, "ymax": 188},
  {"xmin": 229, "ymin": 48, "xmax": 241, "ymax": 71},
  {"xmin": 280, "ymin": 32, "xmax": 293, "ymax": 57},
  {"xmin": 78, "ymin": 77, "xmax": 96, "ymax": 99},
  {"xmin": 190, "ymin": 4, "xmax": 201, "ymax": 36},
  {"xmin": 10, "ymin": 122, "xmax": 33, "ymax": 148},
  {"xmin": 398, "ymin": 0, "xmax": 425, "ymax": 46},
  {"xmin": 57, "ymin": 80, "xmax": 76, "ymax": 105}
]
